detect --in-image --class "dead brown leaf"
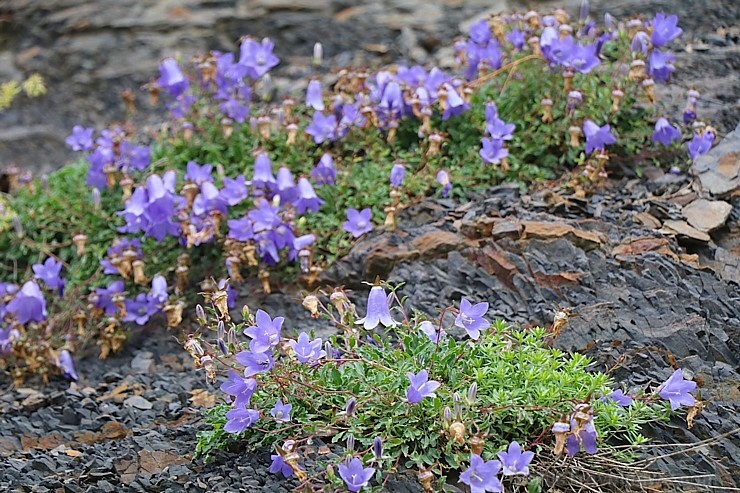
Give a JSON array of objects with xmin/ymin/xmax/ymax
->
[
  {"xmin": 189, "ymin": 389, "xmax": 216, "ymax": 408},
  {"xmin": 520, "ymin": 221, "xmax": 604, "ymax": 250},
  {"xmin": 138, "ymin": 449, "xmax": 191, "ymax": 476},
  {"xmin": 533, "ymin": 271, "xmax": 583, "ymax": 287},
  {"xmin": 74, "ymin": 421, "xmax": 130, "ymax": 444},
  {"xmin": 98, "ymin": 381, "xmax": 130, "ymax": 402},
  {"xmin": 686, "ymin": 399, "xmax": 705, "ymax": 429}
]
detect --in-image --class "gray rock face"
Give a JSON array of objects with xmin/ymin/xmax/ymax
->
[{"xmin": 692, "ymin": 124, "xmax": 740, "ymax": 197}]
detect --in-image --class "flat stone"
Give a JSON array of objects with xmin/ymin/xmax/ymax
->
[
  {"xmin": 682, "ymin": 199, "xmax": 733, "ymax": 232},
  {"xmin": 692, "ymin": 124, "xmax": 740, "ymax": 197},
  {"xmin": 660, "ymin": 220, "xmax": 711, "ymax": 242},
  {"xmin": 123, "ymin": 395, "xmax": 153, "ymax": 410},
  {"xmin": 131, "ymin": 352, "xmax": 155, "ymax": 374}
]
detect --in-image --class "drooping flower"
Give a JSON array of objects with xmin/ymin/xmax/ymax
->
[
  {"xmin": 157, "ymin": 58, "xmax": 189, "ymax": 97},
  {"xmin": 248, "ymin": 200, "xmax": 281, "ymax": 233},
  {"xmin": 506, "ymin": 28, "xmax": 526, "ymax": 51},
  {"xmin": 338, "ymin": 457, "xmax": 375, "ymax": 492},
  {"xmin": 406, "ymin": 369, "xmax": 441, "ymax": 404},
  {"xmin": 32, "ymin": 257, "xmax": 65, "ymax": 295},
  {"xmin": 688, "ymin": 130, "xmax": 715, "ymax": 160},
  {"xmin": 269, "ymin": 454, "xmax": 294, "ymax": 478},
  {"xmin": 658, "ymin": 369, "xmax": 697, "ymax": 410},
  {"xmin": 650, "ymin": 13, "xmax": 682, "ymax": 47},
  {"xmin": 648, "ymin": 50, "xmax": 675, "ymax": 83},
  {"xmin": 583, "ymin": 120, "xmax": 617, "ymax": 154},
  {"xmin": 58, "ymin": 350, "xmax": 79, "ymax": 381},
  {"xmin": 149, "ymin": 275, "xmax": 168, "ymax": 304},
  {"xmin": 238, "ymin": 37, "xmax": 280, "ymax": 79},
  {"xmin": 94, "ymin": 280, "xmax": 125, "ymax": 315},
  {"xmin": 270, "ymin": 399, "xmax": 292, "ymax": 422},
  {"xmin": 480, "ymin": 137, "xmax": 509, "ymax": 165},
  {"xmin": 306, "ymin": 79, "xmax": 325, "ymax": 111},
  {"xmin": 630, "ymin": 31, "xmax": 650, "ymax": 55},
  {"xmin": 484, "ymin": 104, "xmax": 515, "ymax": 141},
  {"xmin": 220, "ymin": 370, "xmax": 257, "ymax": 408},
  {"xmin": 566, "ymin": 417, "xmax": 598, "ymax": 456},
  {"xmin": 6, "ymin": 281, "xmax": 47, "ymax": 324},
  {"xmin": 235, "ymin": 349, "xmax": 275, "ymax": 377},
  {"xmin": 243, "ymin": 309, "xmax": 284, "ymax": 353},
  {"xmin": 294, "ymin": 178, "xmax": 324, "ymax": 214},
  {"xmin": 311, "ymin": 153, "xmax": 336, "ymax": 185},
  {"xmin": 220, "ymin": 175, "xmax": 248, "ymax": 206},
  {"xmin": 651, "ymin": 118, "xmax": 681, "ymax": 147},
  {"xmin": 65, "ymin": 125, "xmax": 95, "ymax": 152},
  {"xmin": 356, "ymin": 285, "xmax": 396, "ymax": 330},
  {"xmin": 606, "ymin": 389, "xmax": 634, "ymax": 407},
  {"xmin": 289, "ymin": 332, "xmax": 326, "ymax": 363},
  {"xmin": 460, "ymin": 454, "xmax": 503, "ymax": 493},
  {"xmin": 454, "ymin": 298, "xmax": 490, "ymax": 340},
  {"xmin": 252, "ymin": 153, "xmax": 276, "ymax": 189},
  {"xmin": 419, "ymin": 320, "xmax": 446, "ymax": 342},
  {"xmin": 390, "ymin": 163, "xmax": 406, "ymax": 187},
  {"xmin": 224, "ymin": 407, "xmax": 259, "ymax": 434},
  {"xmin": 343, "ymin": 208, "xmax": 373, "ymax": 238},
  {"xmin": 497, "ymin": 441, "xmax": 534, "ymax": 476}
]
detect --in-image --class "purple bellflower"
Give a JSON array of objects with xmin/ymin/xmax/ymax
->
[
  {"xmin": 224, "ymin": 407, "xmax": 259, "ymax": 434},
  {"xmin": 606, "ymin": 389, "xmax": 634, "ymax": 407},
  {"xmin": 311, "ymin": 153, "xmax": 336, "ymax": 185},
  {"xmin": 648, "ymin": 50, "xmax": 675, "ymax": 83},
  {"xmin": 235, "ymin": 349, "xmax": 275, "ymax": 377},
  {"xmin": 149, "ymin": 275, "xmax": 168, "ymax": 305},
  {"xmin": 306, "ymin": 79, "xmax": 324, "ymax": 111},
  {"xmin": 294, "ymin": 178, "xmax": 324, "ymax": 214},
  {"xmin": 157, "ymin": 58, "xmax": 189, "ymax": 97},
  {"xmin": 275, "ymin": 167, "xmax": 297, "ymax": 203},
  {"xmin": 305, "ymin": 111, "xmax": 338, "ymax": 144},
  {"xmin": 506, "ymin": 28, "xmax": 526, "ymax": 50},
  {"xmin": 631, "ymin": 32, "xmax": 649, "ymax": 55},
  {"xmin": 343, "ymin": 208, "xmax": 373, "ymax": 238},
  {"xmin": 220, "ymin": 370, "xmax": 257, "ymax": 408},
  {"xmin": 65, "ymin": 125, "xmax": 95, "ymax": 152},
  {"xmin": 289, "ymin": 332, "xmax": 326, "ymax": 363},
  {"xmin": 243, "ymin": 309, "xmax": 284, "ymax": 353},
  {"xmin": 185, "ymin": 161, "xmax": 213, "ymax": 184},
  {"xmin": 651, "ymin": 118, "xmax": 681, "ymax": 147},
  {"xmin": 94, "ymin": 280, "xmax": 125, "ymax": 315},
  {"xmin": 123, "ymin": 293, "xmax": 160, "ymax": 325},
  {"xmin": 239, "ymin": 37, "xmax": 280, "ymax": 79},
  {"xmin": 688, "ymin": 130, "xmax": 715, "ymax": 160},
  {"xmin": 220, "ymin": 175, "xmax": 248, "ymax": 206},
  {"xmin": 248, "ymin": 200, "xmax": 281, "ymax": 233},
  {"xmin": 436, "ymin": 170, "xmax": 452, "ymax": 197},
  {"xmin": 651, "ymin": 13, "xmax": 683, "ymax": 47},
  {"xmin": 658, "ymin": 369, "xmax": 697, "ymax": 410},
  {"xmin": 460, "ymin": 454, "xmax": 503, "ymax": 493},
  {"xmin": 269, "ymin": 455, "xmax": 294, "ymax": 478},
  {"xmin": 583, "ymin": 120, "xmax": 617, "ymax": 154},
  {"xmin": 454, "ymin": 298, "xmax": 490, "ymax": 340},
  {"xmin": 58, "ymin": 350, "xmax": 79, "ymax": 381},
  {"xmin": 227, "ymin": 216, "xmax": 254, "ymax": 242},
  {"xmin": 497, "ymin": 441, "xmax": 534, "ymax": 476},
  {"xmin": 390, "ymin": 163, "xmax": 406, "ymax": 187},
  {"xmin": 252, "ymin": 153, "xmax": 276, "ymax": 189},
  {"xmin": 484, "ymin": 104, "xmax": 515, "ymax": 141},
  {"xmin": 270, "ymin": 399, "xmax": 292, "ymax": 422},
  {"xmin": 480, "ymin": 138, "xmax": 509, "ymax": 165},
  {"xmin": 338, "ymin": 458, "xmax": 375, "ymax": 492},
  {"xmin": 7, "ymin": 281, "xmax": 47, "ymax": 324},
  {"xmin": 566, "ymin": 418, "xmax": 598, "ymax": 456},
  {"xmin": 32, "ymin": 257, "xmax": 65, "ymax": 296},
  {"xmin": 419, "ymin": 320, "xmax": 446, "ymax": 342},
  {"xmin": 406, "ymin": 369, "xmax": 441, "ymax": 404},
  {"xmin": 356, "ymin": 285, "xmax": 396, "ymax": 330}
]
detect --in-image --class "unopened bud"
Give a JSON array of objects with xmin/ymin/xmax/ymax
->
[
  {"xmin": 443, "ymin": 407, "xmax": 453, "ymax": 428},
  {"xmin": 195, "ymin": 304, "xmax": 206, "ymax": 324},
  {"xmin": 91, "ymin": 187, "xmax": 101, "ymax": 209},
  {"xmin": 466, "ymin": 382, "xmax": 477, "ymax": 404},
  {"xmin": 346, "ymin": 434, "xmax": 355, "ymax": 454},
  {"xmin": 217, "ymin": 320, "xmax": 225, "ymax": 340},
  {"xmin": 345, "ymin": 397, "xmax": 356, "ymax": 417},
  {"xmin": 13, "ymin": 216, "xmax": 23, "ymax": 238},
  {"xmin": 373, "ymin": 436, "xmax": 383, "ymax": 460},
  {"xmin": 313, "ymin": 42, "xmax": 323, "ymax": 67}
]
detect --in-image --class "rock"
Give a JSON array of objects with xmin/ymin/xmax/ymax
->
[
  {"xmin": 130, "ymin": 352, "xmax": 155, "ymax": 374},
  {"xmin": 123, "ymin": 395, "xmax": 153, "ymax": 410},
  {"xmin": 682, "ymin": 198, "xmax": 733, "ymax": 232},
  {"xmin": 692, "ymin": 124, "xmax": 740, "ymax": 197},
  {"xmin": 398, "ymin": 27, "xmax": 428, "ymax": 64},
  {"xmin": 660, "ymin": 220, "xmax": 711, "ymax": 242}
]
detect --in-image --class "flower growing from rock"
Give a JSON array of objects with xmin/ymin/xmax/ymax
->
[
  {"xmin": 343, "ymin": 208, "xmax": 373, "ymax": 238},
  {"xmin": 688, "ymin": 130, "xmax": 715, "ymax": 160},
  {"xmin": 497, "ymin": 441, "xmax": 534, "ymax": 476},
  {"xmin": 658, "ymin": 369, "xmax": 697, "ymax": 410},
  {"xmin": 58, "ymin": 350, "xmax": 78, "ymax": 381},
  {"xmin": 406, "ymin": 369, "xmax": 441, "ymax": 404},
  {"xmin": 454, "ymin": 298, "xmax": 490, "ymax": 340},
  {"xmin": 224, "ymin": 407, "xmax": 259, "ymax": 434},
  {"xmin": 289, "ymin": 332, "xmax": 326, "ymax": 363},
  {"xmin": 460, "ymin": 454, "xmax": 503, "ymax": 493},
  {"xmin": 356, "ymin": 285, "xmax": 396, "ymax": 330},
  {"xmin": 650, "ymin": 13, "xmax": 682, "ymax": 47},
  {"xmin": 338, "ymin": 457, "xmax": 375, "ymax": 492},
  {"xmin": 652, "ymin": 118, "xmax": 681, "ymax": 147}
]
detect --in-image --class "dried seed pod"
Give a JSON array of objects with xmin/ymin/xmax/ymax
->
[
  {"xmin": 417, "ymin": 469, "xmax": 434, "ymax": 493},
  {"xmin": 259, "ymin": 269, "xmax": 271, "ymax": 294},
  {"xmin": 103, "ymin": 164, "xmax": 118, "ymax": 188},
  {"xmin": 568, "ymin": 126, "xmax": 582, "ymax": 147},
  {"xmin": 175, "ymin": 265, "xmax": 189, "ymax": 295},
  {"xmin": 212, "ymin": 289, "xmax": 231, "ymax": 322},
  {"xmin": 163, "ymin": 301, "xmax": 184, "ymax": 328},
  {"xmin": 448, "ymin": 422, "xmax": 466, "ymax": 445},
  {"xmin": 540, "ymin": 98, "xmax": 553, "ymax": 123},
  {"xmin": 470, "ymin": 433, "xmax": 486, "ymax": 456},
  {"xmin": 302, "ymin": 295, "xmax": 320, "ymax": 318},
  {"xmin": 611, "ymin": 89, "xmax": 624, "ymax": 112},
  {"xmin": 221, "ymin": 117, "xmax": 234, "ymax": 139},
  {"xmin": 72, "ymin": 233, "xmax": 88, "ymax": 257},
  {"xmin": 132, "ymin": 259, "xmax": 147, "ymax": 285},
  {"xmin": 182, "ymin": 183, "xmax": 199, "ymax": 209}
]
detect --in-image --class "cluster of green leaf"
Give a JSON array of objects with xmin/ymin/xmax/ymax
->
[{"xmin": 196, "ymin": 315, "xmax": 669, "ymax": 487}]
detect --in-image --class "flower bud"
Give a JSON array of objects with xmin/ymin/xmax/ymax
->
[
  {"xmin": 217, "ymin": 320, "xmax": 225, "ymax": 340},
  {"xmin": 195, "ymin": 304, "xmax": 206, "ymax": 324},
  {"xmin": 443, "ymin": 407, "xmax": 453, "ymax": 428},
  {"xmin": 346, "ymin": 434, "xmax": 355, "ymax": 454},
  {"xmin": 217, "ymin": 338, "xmax": 228, "ymax": 356},
  {"xmin": 466, "ymin": 382, "xmax": 477, "ymax": 404},
  {"xmin": 345, "ymin": 397, "xmax": 356, "ymax": 417},
  {"xmin": 312, "ymin": 42, "xmax": 323, "ymax": 67},
  {"xmin": 373, "ymin": 436, "xmax": 383, "ymax": 460},
  {"xmin": 91, "ymin": 187, "xmax": 101, "ymax": 210},
  {"xmin": 12, "ymin": 216, "xmax": 23, "ymax": 238}
]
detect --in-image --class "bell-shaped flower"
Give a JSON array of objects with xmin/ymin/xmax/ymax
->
[
  {"xmin": 238, "ymin": 37, "xmax": 280, "ymax": 79},
  {"xmin": 32, "ymin": 257, "xmax": 65, "ymax": 296},
  {"xmin": 436, "ymin": 170, "xmax": 452, "ymax": 197},
  {"xmin": 293, "ymin": 178, "xmax": 324, "ymax": 214},
  {"xmin": 650, "ymin": 13, "xmax": 682, "ymax": 47},
  {"xmin": 390, "ymin": 163, "xmax": 406, "ymax": 187},
  {"xmin": 651, "ymin": 118, "xmax": 681, "ymax": 147},
  {"xmin": 220, "ymin": 370, "xmax": 257, "ymax": 408},
  {"xmin": 227, "ymin": 216, "xmax": 254, "ymax": 241},
  {"xmin": 243, "ymin": 309, "xmax": 283, "ymax": 353},
  {"xmin": 306, "ymin": 79, "xmax": 324, "ymax": 111},
  {"xmin": 276, "ymin": 167, "xmax": 298, "ymax": 203},
  {"xmin": 224, "ymin": 407, "xmax": 259, "ymax": 434},
  {"xmin": 497, "ymin": 441, "xmax": 534, "ymax": 476},
  {"xmin": 305, "ymin": 111, "xmax": 338, "ymax": 144},
  {"xmin": 658, "ymin": 369, "xmax": 697, "ymax": 410},
  {"xmin": 58, "ymin": 350, "xmax": 79, "ymax": 381},
  {"xmin": 688, "ymin": 130, "xmax": 715, "ymax": 160},
  {"xmin": 288, "ymin": 332, "xmax": 326, "ymax": 363},
  {"xmin": 583, "ymin": 120, "xmax": 617, "ymax": 154},
  {"xmin": 343, "ymin": 208, "xmax": 373, "ymax": 238},
  {"xmin": 454, "ymin": 298, "xmax": 490, "ymax": 340},
  {"xmin": 270, "ymin": 399, "xmax": 292, "ymax": 422},
  {"xmin": 405, "ymin": 369, "xmax": 440, "ymax": 404},
  {"xmin": 252, "ymin": 153, "xmax": 276, "ymax": 189},
  {"xmin": 7, "ymin": 281, "xmax": 47, "ymax": 324},
  {"xmin": 220, "ymin": 175, "xmax": 248, "ymax": 206},
  {"xmin": 311, "ymin": 153, "xmax": 336, "ymax": 185},
  {"xmin": 460, "ymin": 454, "xmax": 503, "ymax": 493},
  {"xmin": 248, "ymin": 200, "xmax": 281, "ymax": 233},
  {"xmin": 157, "ymin": 58, "xmax": 189, "ymax": 97},
  {"xmin": 356, "ymin": 285, "xmax": 396, "ymax": 330},
  {"xmin": 65, "ymin": 125, "xmax": 95, "ymax": 152},
  {"xmin": 338, "ymin": 458, "xmax": 375, "ymax": 493},
  {"xmin": 480, "ymin": 138, "xmax": 509, "ymax": 165},
  {"xmin": 235, "ymin": 349, "xmax": 275, "ymax": 377},
  {"xmin": 185, "ymin": 161, "xmax": 214, "ymax": 185}
]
